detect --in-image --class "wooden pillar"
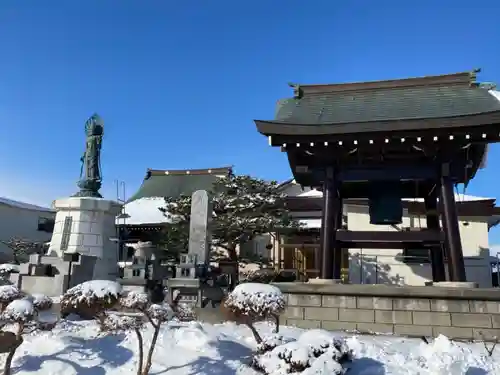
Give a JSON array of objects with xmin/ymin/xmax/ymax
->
[
  {"xmin": 425, "ymin": 187, "xmax": 446, "ymax": 282},
  {"xmin": 314, "ymin": 245, "xmax": 321, "ymax": 277},
  {"xmin": 332, "ymin": 198, "xmax": 343, "ymax": 280},
  {"xmin": 320, "ymin": 167, "xmax": 338, "ymax": 279},
  {"xmin": 440, "ymin": 164, "xmax": 466, "ymax": 282}
]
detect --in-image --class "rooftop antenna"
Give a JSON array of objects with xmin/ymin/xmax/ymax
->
[
  {"xmin": 115, "ymin": 180, "xmax": 130, "ymax": 219},
  {"xmin": 114, "ymin": 180, "xmax": 130, "ymax": 262}
]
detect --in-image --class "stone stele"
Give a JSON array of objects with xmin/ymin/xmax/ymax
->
[{"xmin": 188, "ymin": 190, "xmax": 212, "ymax": 265}]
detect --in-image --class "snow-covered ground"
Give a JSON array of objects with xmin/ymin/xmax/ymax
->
[{"xmin": 3, "ymin": 319, "xmax": 500, "ymax": 375}]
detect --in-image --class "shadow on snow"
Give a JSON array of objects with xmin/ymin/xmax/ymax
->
[{"xmin": 13, "ymin": 333, "xmax": 133, "ymax": 375}]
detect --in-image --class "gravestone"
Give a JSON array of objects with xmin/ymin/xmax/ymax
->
[
  {"xmin": 167, "ymin": 190, "xmax": 213, "ymax": 308},
  {"xmin": 188, "ymin": 190, "xmax": 212, "ymax": 265},
  {"xmin": 167, "ymin": 253, "xmax": 201, "ymax": 307}
]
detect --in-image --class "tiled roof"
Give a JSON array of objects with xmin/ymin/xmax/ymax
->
[
  {"xmin": 126, "ymin": 167, "xmax": 232, "ymax": 203},
  {"xmin": 0, "ymin": 197, "xmax": 54, "ymax": 213},
  {"xmin": 273, "ymin": 85, "xmax": 500, "ymax": 125}
]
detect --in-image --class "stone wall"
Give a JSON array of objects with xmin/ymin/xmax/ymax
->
[
  {"xmin": 11, "ymin": 253, "xmax": 97, "ymax": 298},
  {"xmin": 273, "ymin": 283, "xmax": 500, "ymax": 341}
]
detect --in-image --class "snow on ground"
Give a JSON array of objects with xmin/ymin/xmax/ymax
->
[
  {"xmin": 0, "ymin": 264, "xmax": 19, "ymax": 273},
  {"xmin": 2, "ymin": 319, "xmax": 500, "ymax": 375}
]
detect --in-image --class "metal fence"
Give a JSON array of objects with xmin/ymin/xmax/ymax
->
[{"xmin": 275, "ymin": 251, "xmax": 498, "ymax": 286}]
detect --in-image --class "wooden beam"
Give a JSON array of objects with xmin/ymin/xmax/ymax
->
[
  {"xmin": 335, "ymin": 230, "xmax": 444, "ymax": 249},
  {"xmin": 336, "ymin": 229, "xmax": 444, "ymax": 243}
]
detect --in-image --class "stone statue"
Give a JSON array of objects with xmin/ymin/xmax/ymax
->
[{"xmin": 73, "ymin": 114, "xmax": 104, "ymax": 198}]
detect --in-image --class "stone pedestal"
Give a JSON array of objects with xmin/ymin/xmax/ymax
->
[
  {"xmin": 48, "ymin": 197, "xmax": 122, "ymax": 281},
  {"xmin": 307, "ymin": 278, "xmax": 342, "ymax": 285},
  {"xmin": 427, "ymin": 281, "xmax": 479, "ymax": 288}
]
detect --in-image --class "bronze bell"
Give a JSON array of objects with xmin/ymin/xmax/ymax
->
[{"xmin": 368, "ymin": 181, "xmax": 403, "ymax": 225}]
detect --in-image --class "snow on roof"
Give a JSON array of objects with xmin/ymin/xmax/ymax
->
[
  {"xmin": 0, "ymin": 197, "xmax": 54, "ymax": 213},
  {"xmin": 118, "ymin": 197, "xmax": 169, "ymax": 225},
  {"xmin": 489, "ymin": 89, "xmax": 500, "ymax": 102}
]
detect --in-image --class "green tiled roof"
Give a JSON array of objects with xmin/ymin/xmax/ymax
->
[
  {"xmin": 126, "ymin": 167, "xmax": 232, "ymax": 203},
  {"xmin": 274, "ymin": 85, "xmax": 500, "ymax": 125}
]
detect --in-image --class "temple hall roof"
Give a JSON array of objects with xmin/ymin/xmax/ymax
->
[
  {"xmin": 125, "ymin": 167, "xmax": 232, "ymax": 203},
  {"xmin": 256, "ymin": 70, "xmax": 500, "ymax": 135}
]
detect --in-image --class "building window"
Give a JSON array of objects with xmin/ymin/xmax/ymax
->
[{"xmin": 38, "ymin": 217, "xmax": 55, "ymax": 233}]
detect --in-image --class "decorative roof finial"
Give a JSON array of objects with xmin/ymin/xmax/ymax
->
[
  {"xmin": 469, "ymin": 68, "xmax": 481, "ymax": 84},
  {"xmin": 288, "ymin": 83, "xmax": 303, "ymax": 99}
]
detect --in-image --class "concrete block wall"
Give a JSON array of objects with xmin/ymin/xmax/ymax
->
[{"xmin": 274, "ymin": 283, "xmax": 500, "ymax": 341}]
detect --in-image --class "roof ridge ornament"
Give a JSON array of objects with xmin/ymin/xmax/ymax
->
[
  {"xmin": 288, "ymin": 83, "xmax": 303, "ymax": 99},
  {"xmin": 478, "ymin": 82, "xmax": 497, "ymax": 90},
  {"xmin": 469, "ymin": 68, "xmax": 481, "ymax": 85}
]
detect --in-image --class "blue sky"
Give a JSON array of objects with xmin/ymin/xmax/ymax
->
[{"xmin": 1, "ymin": 1, "xmax": 500, "ymax": 240}]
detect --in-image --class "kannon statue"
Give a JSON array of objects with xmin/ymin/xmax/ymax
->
[{"xmin": 74, "ymin": 114, "xmax": 104, "ymax": 198}]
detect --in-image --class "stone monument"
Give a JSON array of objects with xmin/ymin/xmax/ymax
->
[
  {"xmin": 47, "ymin": 114, "xmax": 121, "ymax": 280},
  {"xmin": 188, "ymin": 190, "xmax": 212, "ymax": 265},
  {"xmin": 167, "ymin": 189, "xmax": 213, "ymax": 307}
]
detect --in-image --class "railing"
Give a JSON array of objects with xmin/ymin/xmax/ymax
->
[
  {"xmin": 495, "ymin": 252, "xmax": 500, "ymax": 286},
  {"xmin": 274, "ymin": 251, "xmax": 495, "ymax": 286}
]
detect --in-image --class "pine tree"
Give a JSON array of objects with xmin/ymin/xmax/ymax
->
[
  {"xmin": 159, "ymin": 174, "xmax": 298, "ymax": 263},
  {"xmin": 0, "ymin": 238, "xmax": 47, "ymax": 264}
]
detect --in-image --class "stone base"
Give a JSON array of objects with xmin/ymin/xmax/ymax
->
[
  {"xmin": 10, "ymin": 253, "xmax": 98, "ymax": 297},
  {"xmin": 426, "ymin": 281, "xmax": 479, "ymax": 288},
  {"xmin": 48, "ymin": 197, "xmax": 122, "ymax": 281},
  {"xmin": 307, "ymin": 278, "xmax": 342, "ymax": 285}
]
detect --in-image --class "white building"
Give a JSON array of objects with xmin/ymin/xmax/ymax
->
[{"xmin": 0, "ymin": 197, "xmax": 55, "ymax": 262}]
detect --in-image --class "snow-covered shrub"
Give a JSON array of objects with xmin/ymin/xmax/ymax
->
[
  {"xmin": 60, "ymin": 280, "xmax": 122, "ymax": 320},
  {"xmin": 0, "ymin": 290, "xmax": 55, "ymax": 375},
  {"xmin": 100, "ymin": 313, "xmax": 144, "ymax": 333},
  {"xmin": 101, "ymin": 290, "xmax": 187, "ymax": 375},
  {"xmin": 173, "ymin": 302, "xmax": 197, "ymax": 322},
  {"xmin": 252, "ymin": 329, "xmax": 352, "ymax": 375},
  {"xmin": 0, "ymin": 265, "xmax": 18, "ymax": 288},
  {"xmin": 243, "ymin": 268, "xmax": 277, "ymax": 284},
  {"xmin": 60, "ymin": 282, "xmax": 194, "ymax": 375},
  {"xmin": 223, "ymin": 283, "xmax": 285, "ymax": 343},
  {"xmin": 0, "ymin": 285, "xmax": 22, "ymax": 311},
  {"xmin": 30, "ymin": 293, "xmax": 53, "ymax": 311},
  {"xmin": 3, "ymin": 299, "xmax": 34, "ymax": 323},
  {"xmin": 0, "ymin": 264, "xmax": 18, "ymax": 280},
  {"xmin": 256, "ymin": 334, "xmax": 294, "ymax": 354}
]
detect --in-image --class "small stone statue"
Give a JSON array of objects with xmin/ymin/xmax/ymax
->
[{"xmin": 73, "ymin": 114, "xmax": 104, "ymax": 198}]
